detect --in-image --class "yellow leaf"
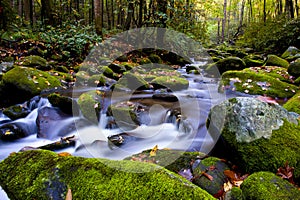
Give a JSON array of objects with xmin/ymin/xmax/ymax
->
[
  {"xmin": 223, "ymin": 181, "xmax": 233, "ymax": 192},
  {"xmin": 5, "ymin": 130, "xmax": 12, "ymax": 135},
  {"xmin": 58, "ymin": 152, "xmax": 72, "ymax": 157},
  {"xmin": 150, "ymin": 145, "xmax": 158, "ymax": 157}
]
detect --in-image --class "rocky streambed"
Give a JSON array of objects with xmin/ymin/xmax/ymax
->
[{"xmin": 0, "ymin": 44, "xmax": 300, "ymax": 199}]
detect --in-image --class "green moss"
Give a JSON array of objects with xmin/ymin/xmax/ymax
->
[
  {"xmin": 225, "ymin": 187, "xmax": 243, "ymax": 200},
  {"xmin": 115, "ymin": 72, "xmax": 149, "ymax": 90},
  {"xmin": 243, "ymin": 56, "xmax": 264, "ymax": 68},
  {"xmin": 265, "ymin": 55, "xmax": 289, "ymax": 68},
  {"xmin": 77, "ymin": 91, "xmax": 102, "ymax": 123},
  {"xmin": 287, "ymin": 60, "xmax": 300, "ymax": 78},
  {"xmin": 22, "ymin": 55, "xmax": 47, "ymax": 69},
  {"xmin": 200, "ymin": 157, "xmax": 221, "ymax": 167},
  {"xmin": 107, "ymin": 103, "xmax": 139, "ymax": 131},
  {"xmin": 241, "ymin": 172, "xmax": 300, "ymax": 199},
  {"xmin": 221, "ymin": 119, "xmax": 300, "ymax": 179},
  {"xmin": 1, "ymin": 66, "xmax": 61, "ymax": 104},
  {"xmin": 3, "ymin": 104, "xmax": 30, "ymax": 120},
  {"xmin": 48, "ymin": 93, "xmax": 75, "ymax": 115},
  {"xmin": 148, "ymin": 54, "xmax": 163, "ymax": 64},
  {"xmin": 220, "ymin": 70, "xmax": 298, "ymax": 98},
  {"xmin": 207, "ymin": 57, "xmax": 247, "ymax": 74},
  {"xmin": 139, "ymin": 57, "xmax": 152, "ymax": 65},
  {"xmin": 151, "ymin": 76, "xmax": 189, "ymax": 91},
  {"xmin": 87, "ymin": 74, "xmax": 106, "ymax": 87},
  {"xmin": 125, "ymin": 149, "xmax": 206, "ymax": 173},
  {"xmin": 119, "ymin": 62, "xmax": 139, "ymax": 71},
  {"xmin": 0, "ymin": 150, "xmax": 215, "ymax": 200},
  {"xmin": 243, "ymin": 66, "xmax": 293, "ymax": 83},
  {"xmin": 283, "ymin": 92, "xmax": 300, "ymax": 115}
]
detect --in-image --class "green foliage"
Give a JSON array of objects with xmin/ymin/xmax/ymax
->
[
  {"xmin": 238, "ymin": 17, "xmax": 300, "ymax": 53},
  {"xmin": 38, "ymin": 24, "xmax": 101, "ymax": 63}
]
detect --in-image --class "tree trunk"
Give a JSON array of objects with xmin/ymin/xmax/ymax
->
[
  {"xmin": 94, "ymin": 0, "xmax": 103, "ymax": 36},
  {"xmin": 106, "ymin": 0, "xmax": 111, "ymax": 29},
  {"xmin": 138, "ymin": 0, "xmax": 143, "ymax": 27},
  {"xmin": 263, "ymin": 0, "xmax": 267, "ymax": 24},
  {"xmin": 221, "ymin": 0, "xmax": 227, "ymax": 43},
  {"xmin": 124, "ymin": 1, "xmax": 134, "ymax": 30},
  {"xmin": 41, "ymin": 0, "xmax": 54, "ymax": 25},
  {"xmin": 23, "ymin": 0, "xmax": 30, "ymax": 23}
]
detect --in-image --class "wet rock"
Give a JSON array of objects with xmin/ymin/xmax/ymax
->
[
  {"xmin": 148, "ymin": 54, "xmax": 163, "ymax": 64},
  {"xmin": 151, "ymin": 76, "xmax": 189, "ymax": 91},
  {"xmin": 2, "ymin": 104, "xmax": 31, "ymax": 120},
  {"xmin": 219, "ymin": 69, "xmax": 298, "ymax": 98},
  {"xmin": 36, "ymin": 107, "xmax": 75, "ymax": 139},
  {"xmin": 281, "ymin": 46, "xmax": 300, "ymax": 61},
  {"xmin": 53, "ymin": 65, "xmax": 69, "ymax": 73},
  {"xmin": 125, "ymin": 149, "xmax": 206, "ymax": 173},
  {"xmin": 0, "ymin": 121, "xmax": 36, "ymax": 140},
  {"xmin": 226, "ymin": 48, "xmax": 248, "ymax": 58},
  {"xmin": 77, "ymin": 91, "xmax": 102, "ymax": 124},
  {"xmin": 287, "ymin": 59, "xmax": 300, "ymax": 78},
  {"xmin": 241, "ymin": 172, "xmax": 300, "ymax": 199},
  {"xmin": 22, "ymin": 55, "xmax": 51, "ymax": 71},
  {"xmin": 192, "ymin": 157, "xmax": 230, "ymax": 196},
  {"xmin": 114, "ymin": 72, "xmax": 149, "ymax": 91},
  {"xmin": 265, "ymin": 54, "xmax": 289, "ymax": 68},
  {"xmin": 207, "ymin": 97, "xmax": 300, "ymax": 179},
  {"xmin": 0, "ymin": 150, "xmax": 215, "ymax": 199},
  {"xmin": 283, "ymin": 91, "xmax": 300, "ymax": 115},
  {"xmin": 224, "ymin": 187, "xmax": 243, "ymax": 200},
  {"xmin": 206, "ymin": 57, "xmax": 246, "ymax": 75},
  {"xmin": 108, "ymin": 63, "xmax": 127, "ymax": 74},
  {"xmin": 107, "ymin": 101, "xmax": 140, "ymax": 131},
  {"xmin": 243, "ymin": 55, "xmax": 264, "ymax": 67},
  {"xmin": 0, "ymin": 66, "xmax": 61, "ymax": 106},
  {"xmin": 48, "ymin": 93, "xmax": 79, "ymax": 115},
  {"xmin": 152, "ymin": 93, "xmax": 179, "ymax": 102}
]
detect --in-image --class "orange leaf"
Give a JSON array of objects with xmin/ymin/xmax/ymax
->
[
  {"xmin": 58, "ymin": 152, "xmax": 72, "ymax": 157},
  {"xmin": 65, "ymin": 188, "xmax": 72, "ymax": 200}
]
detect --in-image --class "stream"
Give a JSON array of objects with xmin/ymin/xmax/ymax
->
[{"xmin": 0, "ymin": 61, "xmax": 244, "ymax": 199}]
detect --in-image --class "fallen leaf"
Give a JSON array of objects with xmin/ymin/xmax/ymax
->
[
  {"xmin": 223, "ymin": 181, "xmax": 233, "ymax": 192},
  {"xmin": 201, "ymin": 172, "xmax": 213, "ymax": 181},
  {"xmin": 58, "ymin": 152, "xmax": 72, "ymax": 157},
  {"xmin": 277, "ymin": 161, "xmax": 295, "ymax": 184},
  {"xmin": 149, "ymin": 145, "xmax": 158, "ymax": 157}
]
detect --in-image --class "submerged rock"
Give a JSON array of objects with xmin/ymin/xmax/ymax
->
[
  {"xmin": 0, "ymin": 121, "xmax": 37, "ymax": 140},
  {"xmin": 207, "ymin": 97, "xmax": 300, "ymax": 179},
  {"xmin": 36, "ymin": 107, "xmax": 75, "ymax": 139},
  {"xmin": 281, "ymin": 46, "xmax": 300, "ymax": 61},
  {"xmin": 0, "ymin": 150, "xmax": 214, "ymax": 199},
  {"xmin": 241, "ymin": 172, "xmax": 300, "ymax": 199},
  {"xmin": 2, "ymin": 104, "xmax": 31, "ymax": 120}
]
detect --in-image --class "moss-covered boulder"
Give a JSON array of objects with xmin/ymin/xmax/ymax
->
[
  {"xmin": 241, "ymin": 172, "xmax": 300, "ymax": 199},
  {"xmin": 148, "ymin": 54, "xmax": 163, "ymax": 64},
  {"xmin": 206, "ymin": 57, "xmax": 247, "ymax": 75},
  {"xmin": 2, "ymin": 104, "xmax": 30, "ymax": 120},
  {"xmin": 287, "ymin": 60, "xmax": 300, "ymax": 78},
  {"xmin": 207, "ymin": 97, "xmax": 300, "ymax": 179},
  {"xmin": 224, "ymin": 187, "xmax": 243, "ymax": 200},
  {"xmin": 22, "ymin": 55, "xmax": 50, "ymax": 71},
  {"xmin": 0, "ymin": 150, "xmax": 214, "ymax": 200},
  {"xmin": 243, "ymin": 55, "xmax": 264, "ymax": 67},
  {"xmin": 192, "ymin": 157, "xmax": 230, "ymax": 196},
  {"xmin": 219, "ymin": 70, "xmax": 298, "ymax": 98},
  {"xmin": 1, "ymin": 66, "xmax": 61, "ymax": 106},
  {"xmin": 243, "ymin": 66, "xmax": 293, "ymax": 83},
  {"xmin": 125, "ymin": 149, "xmax": 206, "ymax": 173},
  {"xmin": 107, "ymin": 101, "xmax": 140, "ymax": 131},
  {"xmin": 77, "ymin": 90, "xmax": 102, "ymax": 124},
  {"xmin": 151, "ymin": 76, "xmax": 189, "ymax": 91},
  {"xmin": 283, "ymin": 91, "xmax": 300, "ymax": 115},
  {"xmin": 114, "ymin": 72, "xmax": 149, "ymax": 91},
  {"xmin": 48, "ymin": 93, "xmax": 78, "ymax": 115},
  {"xmin": 265, "ymin": 55, "xmax": 289, "ymax": 68},
  {"xmin": 108, "ymin": 63, "xmax": 127, "ymax": 74},
  {"xmin": 281, "ymin": 46, "xmax": 300, "ymax": 61}
]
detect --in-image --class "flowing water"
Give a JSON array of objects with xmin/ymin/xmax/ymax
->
[{"xmin": 0, "ymin": 61, "xmax": 244, "ymax": 198}]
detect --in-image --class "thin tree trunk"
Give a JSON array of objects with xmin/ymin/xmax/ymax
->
[
  {"xmin": 106, "ymin": 0, "xmax": 111, "ymax": 29},
  {"xmin": 23, "ymin": 0, "xmax": 30, "ymax": 23},
  {"xmin": 222, "ymin": 0, "xmax": 227, "ymax": 43},
  {"xmin": 111, "ymin": 0, "xmax": 114, "ymax": 28},
  {"xmin": 124, "ymin": 1, "xmax": 134, "ymax": 30},
  {"xmin": 94, "ymin": 0, "xmax": 103, "ymax": 36},
  {"xmin": 138, "ymin": 0, "xmax": 143, "ymax": 27},
  {"xmin": 263, "ymin": 0, "xmax": 267, "ymax": 24}
]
